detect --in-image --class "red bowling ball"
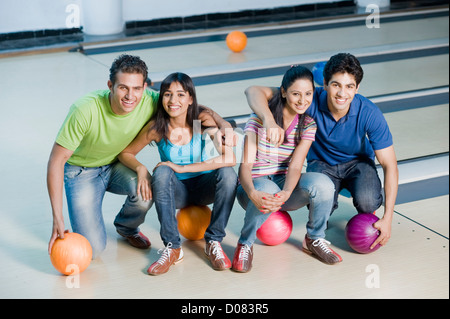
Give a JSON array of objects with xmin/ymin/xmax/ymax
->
[{"xmin": 257, "ymin": 210, "xmax": 293, "ymax": 246}]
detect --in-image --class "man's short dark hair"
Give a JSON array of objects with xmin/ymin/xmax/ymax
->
[
  {"xmin": 109, "ymin": 54, "xmax": 148, "ymax": 85},
  {"xmin": 323, "ymin": 53, "xmax": 364, "ymax": 86}
]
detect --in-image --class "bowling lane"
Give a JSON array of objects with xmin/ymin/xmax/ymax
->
[
  {"xmin": 395, "ymin": 195, "xmax": 449, "ymax": 238},
  {"xmin": 356, "ymin": 55, "xmax": 449, "ymax": 97},
  {"xmin": 192, "ymin": 54, "xmax": 449, "ymax": 119},
  {"xmin": 84, "ymin": 15, "xmax": 448, "ymax": 78},
  {"xmin": 384, "ymin": 104, "xmax": 449, "ymax": 161}
]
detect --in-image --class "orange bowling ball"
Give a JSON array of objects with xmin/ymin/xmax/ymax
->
[
  {"xmin": 226, "ymin": 31, "xmax": 248, "ymax": 53},
  {"xmin": 177, "ymin": 205, "xmax": 212, "ymax": 240},
  {"xmin": 50, "ymin": 232, "xmax": 92, "ymax": 275}
]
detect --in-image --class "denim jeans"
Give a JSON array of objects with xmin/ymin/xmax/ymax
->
[
  {"xmin": 236, "ymin": 172, "xmax": 335, "ymax": 246},
  {"xmin": 151, "ymin": 165, "xmax": 238, "ymax": 249},
  {"xmin": 64, "ymin": 162, "xmax": 152, "ymax": 258},
  {"xmin": 307, "ymin": 158, "xmax": 383, "ymax": 214}
]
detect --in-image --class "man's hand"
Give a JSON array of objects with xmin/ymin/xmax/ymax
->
[
  {"xmin": 217, "ymin": 127, "xmax": 238, "ymax": 147},
  {"xmin": 371, "ymin": 217, "xmax": 392, "ymax": 249},
  {"xmin": 263, "ymin": 118, "xmax": 285, "ymax": 147}
]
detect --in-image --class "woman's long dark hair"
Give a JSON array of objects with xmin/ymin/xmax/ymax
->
[
  {"xmin": 268, "ymin": 65, "xmax": 315, "ymax": 145},
  {"xmin": 150, "ymin": 72, "xmax": 204, "ymax": 143}
]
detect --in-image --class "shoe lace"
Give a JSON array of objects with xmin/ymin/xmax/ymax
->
[
  {"xmin": 156, "ymin": 242, "xmax": 173, "ymax": 265},
  {"xmin": 312, "ymin": 238, "xmax": 332, "ymax": 254},
  {"xmin": 239, "ymin": 245, "xmax": 252, "ymax": 261},
  {"xmin": 209, "ymin": 241, "xmax": 225, "ymax": 260}
]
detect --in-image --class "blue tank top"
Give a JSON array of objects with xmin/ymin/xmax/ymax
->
[{"xmin": 156, "ymin": 133, "xmax": 213, "ymax": 180}]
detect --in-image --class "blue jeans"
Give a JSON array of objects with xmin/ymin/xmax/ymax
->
[
  {"xmin": 307, "ymin": 158, "xmax": 383, "ymax": 214},
  {"xmin": 64, "ymin": 162, "xmax": 152, "ymax": 258},
  {"xmin": 151, "ymin": 165, "xmax": 238, "ymax": 249},
  {"xmin": 236, "ymin": 172, "xmax": 335, "ymax": 246}
]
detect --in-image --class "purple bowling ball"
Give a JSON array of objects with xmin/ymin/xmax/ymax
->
[{"xmin": 345, "ymin": 213, "xmax": 381, "ymax": 254}]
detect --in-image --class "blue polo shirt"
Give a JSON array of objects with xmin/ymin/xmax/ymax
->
[{"xmin": 306, "ymin": 87, "xmax": 393, "ymax": 166}]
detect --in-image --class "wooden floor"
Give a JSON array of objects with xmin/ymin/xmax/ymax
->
[{"xmin": 0, "ymin": 6, "xmax": 448, "ymax": 300}]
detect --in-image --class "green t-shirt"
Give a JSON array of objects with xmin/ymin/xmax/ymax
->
[{"xmin": 56, "ymin": 89, "xmax": 159, "ymax": 167}]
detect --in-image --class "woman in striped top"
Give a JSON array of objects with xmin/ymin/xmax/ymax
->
[{"xmin": 232, "ymin": 66, "xmax": 336, "ymax": 273}]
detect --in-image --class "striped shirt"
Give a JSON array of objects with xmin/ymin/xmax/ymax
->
[{"xmin": 244, "ymin": 113, "xmax": 317, "ymax": 178}]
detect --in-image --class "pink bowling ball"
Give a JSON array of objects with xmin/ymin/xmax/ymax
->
[{"xmin": 257, "ymin": 210, "xmax": 293, "ymax": 246}]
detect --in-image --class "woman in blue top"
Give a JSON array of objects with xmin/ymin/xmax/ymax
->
[{"xmin": 119, "ymin": 72, "xmax": 237, "ymax": 275}]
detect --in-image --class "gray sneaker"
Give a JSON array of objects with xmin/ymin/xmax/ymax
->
[{"xmin": 302, "ymin": 235, "xmax": 342, "ymax": 265}]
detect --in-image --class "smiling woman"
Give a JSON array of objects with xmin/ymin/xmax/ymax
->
[
  {"xmin": 117, "ymin": 72, "xmax": 238, "ymax": 275},
  {"xmin": 163, "ymin": 82, "xmax": 194, "ymax": 119}
]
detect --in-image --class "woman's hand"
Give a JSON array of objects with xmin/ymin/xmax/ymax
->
[
  {"xmin": 249, "ymin": 190, "xmax": 285, "ymax": 214},
  {"xmin": 274, "ymin": 190, "xmax": 291, "ymax": 206},
  {"xmin": 154, "ymin": 161, "xmax": 184, "ymax": 173}
]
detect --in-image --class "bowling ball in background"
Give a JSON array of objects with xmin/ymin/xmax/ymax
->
[
  {"xmin": 226, "ymin": 31, "xmax": 248, "ymax": 53},
  {"xmin": 312, "ymin": 61, "xmax": 327, "ymax": 86}
]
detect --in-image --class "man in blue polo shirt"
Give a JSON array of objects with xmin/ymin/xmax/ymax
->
[{"xmin": 245, "ymin": 53, "xmax": 399, "ymax": 264}]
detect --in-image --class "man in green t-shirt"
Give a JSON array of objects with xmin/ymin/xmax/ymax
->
[{"xmin": 47, "ymin": 54, "xmax": 233, "ymax": 259}]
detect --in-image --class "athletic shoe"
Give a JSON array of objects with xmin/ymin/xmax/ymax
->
[
  {"xmin": 205, "ymin": 240, "xmax": 231, "ymax": 270},
  {"xmin": 302, "ymin": 235, "xmax": 342, "ymax": 265},
  {"xmin": 147, "ymin": 243, "xmax": 184, "ymax": 276},
  {"xmin": 231, "ymin": 243, "xmax": 253, "ymax": 273},
  {"xmin": 118, "ymin": 231, "xmax": 151, "ymax": 249}
]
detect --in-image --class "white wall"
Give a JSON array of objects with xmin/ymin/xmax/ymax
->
[
  {"xmin": 0, "ymin": 0, "xmax": 345, "ymax": 34},
  {"xmin": 123, "ymin": 0, "xmax": 342, "ymax": 21},
  {"xmin": 0, "ymin": 0, "xmax": 82, "ymax": 33}
]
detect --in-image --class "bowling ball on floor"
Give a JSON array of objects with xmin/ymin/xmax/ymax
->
[
  {"xmin": 50, "ymin": 232, "xmax": 92, "ymax": 275},
  {"xmin": 345, "ymin": 213, "xmax": 381, "ymax": 254}
]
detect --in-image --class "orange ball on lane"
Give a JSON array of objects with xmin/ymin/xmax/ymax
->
[{"xmin": 226, "ymin": 31, "xmax": 248, "ymax": 53}]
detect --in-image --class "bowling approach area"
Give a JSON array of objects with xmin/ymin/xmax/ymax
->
[{"xmin": 0, "ymin": 3, "xmax": 448, "ymax": 299}]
